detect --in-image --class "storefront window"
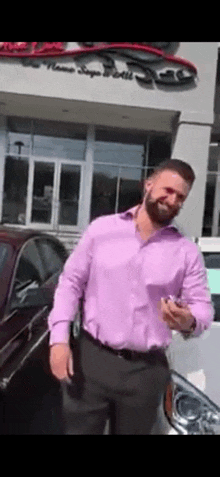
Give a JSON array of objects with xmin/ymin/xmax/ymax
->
[
  {"xmin": 90, "ymin": 164, "xmax": 118, "ymax": 219},
  {"xmin": 2, "ymin": 118, "xmax": 86, "ymax": 229},
  {"xmin": 6, "ymin": 117, "xmax": 31, "ymax": 156},
  {"xmin": 118, "ymin": 167, "xmax": 147, "ymax": 212},
  {"xmin": 2, "ymin": 118, "xmax": 172, "ymax": 230},
  {"xmin": 31, "ymin": 162, "xmax": 55, "ymax": 224},
  {"xmin": 2, "ymin": 155, "xmax": 29, "ymax": 225},
  {"xmin": 148, "ymin": 135, "xmax": 172, "ymax": 168},
  {"xmin": 59, "ymin": 164, "xmax": 80, "ymax": 226},
  {"xmin": 33, "ymin": 120, "xmax": 86, "ymax": 160},
  {"xmin": 91, "ymin": 130, "xmax": 171, "ymax": 220}
]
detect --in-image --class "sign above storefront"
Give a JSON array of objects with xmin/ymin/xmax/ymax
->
[{"xmin": 0, "ymin": 42, "xmax": 198, "ymax": 88}]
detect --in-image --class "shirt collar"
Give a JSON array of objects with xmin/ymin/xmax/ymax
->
[{"xmin": 119, "ymin": 205, "xmax": 180, "ymax": 233}]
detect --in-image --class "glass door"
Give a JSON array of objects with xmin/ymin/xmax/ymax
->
[
  {"xmin": 55, "ymin": 161, "xmax": 83, "ymax": 229},
  {"xmin": 27, "ymin": 159, "xmax": 84, "ymax": 230},
  {"xmin": 30, "ymin": 160, "xmax": 55, "ymax": 227}
]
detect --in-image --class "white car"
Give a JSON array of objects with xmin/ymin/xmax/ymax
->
[{"xmin": 152, "ymin": 237, "xmax": 220, "ymax": 435}]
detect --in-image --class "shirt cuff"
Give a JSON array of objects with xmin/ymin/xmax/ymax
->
[{"xmin": 49, "ymin": 322, "xmax": 71, "ymax": 346}]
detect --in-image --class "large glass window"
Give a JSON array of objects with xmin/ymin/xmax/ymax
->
[
  {"xmin": 31, "ymin": 161, "xmax": 55, "ymax": 224},
  {"xmin": 90, "ymin": 129, "xmax": 171, "ymax": 220},
  {"xmin": 91, "ymin": 164, "xmax": 118, "ymax": 219},
  {"xmin": 33, "ymin": 120, "xmax": 86, "ymax": 160},
  {"xmin": 148, "ymin": 135, "xmax": 171, "ymax": 168},
  {"xmin": 2, "ymin": 118, "xmax": 86, "ymax": 228},
  {"xmin": 6, "ymin": 117, "xmax": 31, "ymax": 156},
  {"xmin": 59, "ymin": 164, "xmax": 81, "ymax": 226},
  {"xmin": 2, "ymin": 155, "xmax": 29, "ymax": 225},
  {"xmin": 118, "ymin": 167, "xmax": 145, "ymax": 212},
  {"xmin": 2, "ymin": 118, "xmax": 172, "ymax": 229}
]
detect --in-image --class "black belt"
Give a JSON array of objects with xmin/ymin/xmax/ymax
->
[{"xmin": 82, "ymin": 329, "xmax": 167, "ymax": 362}]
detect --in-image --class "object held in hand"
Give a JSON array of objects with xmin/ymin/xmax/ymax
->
[{"xmin": 166, "ymin": 295, "xmax": 184, "ymax": 307}]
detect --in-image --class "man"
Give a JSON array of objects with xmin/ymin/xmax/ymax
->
[{"xmin": 48, "ymin": 159, "xmax": 214, "ymax": 435}]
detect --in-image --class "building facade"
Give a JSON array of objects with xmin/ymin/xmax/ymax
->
[{"xmin": 0, "ymin": 42, "xmax": 218, "ymax": 251}]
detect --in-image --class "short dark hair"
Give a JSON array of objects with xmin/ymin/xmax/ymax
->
[{"xmin": 149, "ymin": 159, "xmax": 196, "ymax": 187}]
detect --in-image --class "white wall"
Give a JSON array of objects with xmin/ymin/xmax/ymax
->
[{"xmin": 0, "ymin": 43, "xmax": 217, "ymax": 126}]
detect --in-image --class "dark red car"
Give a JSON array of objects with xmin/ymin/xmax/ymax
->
[{"xmin": 0, "ymin": 228, "xmax": 68, "ymax": 433}]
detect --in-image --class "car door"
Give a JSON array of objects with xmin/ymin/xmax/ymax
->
[
  {"xmin": 35, "ymin": 236, "xmax": 82, "ymax": 339},
  {"xmin": 0, "ymin": 237, "xmax": 56, "ymax": 390}
]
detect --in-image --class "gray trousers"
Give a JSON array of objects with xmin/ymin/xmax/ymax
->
[{"xmin": 61, "ymin": 333, "xmax": 170, "ymax": 435}]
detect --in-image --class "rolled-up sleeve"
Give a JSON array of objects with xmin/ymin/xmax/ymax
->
[
  {"xmin": 48, "ymin": 222, "xmax": 94, "ymax": 346},
  {"xmin": 181, "ymin": 244, "xmax": 214, "ymax": 337}
]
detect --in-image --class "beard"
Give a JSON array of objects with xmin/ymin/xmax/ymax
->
[{"xmin": 144, "ymin": 191, "xmax": 180, "ymax": 226}]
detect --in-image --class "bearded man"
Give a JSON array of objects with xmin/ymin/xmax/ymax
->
[{"xmin": 48, "ymin": 159, "xmax": 214, "ymax": 435}]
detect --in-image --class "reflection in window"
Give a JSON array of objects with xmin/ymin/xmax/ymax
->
[
  {"xmin": 0, "ymin": 244, "xmax": 9, "ymax": 274},
  {"xmin": 92, "ymin": 131, "xmax": 172, "ymax": 220},
  {"xmin": 90, "ymin": 165, "xmax": 146, "ymax": 220},
  {"xmin": 6, "ymin": 117, "xmax": 31, "ymax": 156},
  {"xmin": 90, "ymin": 164, "xmax": 118, "ymax": 220},
  {"xmin": 31, "ymin": 162, "xmax": 54, "ymax": 224},
  {"xmin": 20, "ymin": 240, "xmax": 45, "ymax": 280},
  {"xmin": 95, "ymin": 141, "xmax": 145, "ymax": 167},
  {"xmin": 33, "ymin": 120, "xmax": 86, "ymax": 160},
  {"xmin": 203, "ymin": 253, "xmax": 220, "ymax": 269},
  {"xmin": 59, "ymin": 164, "xmax": 80, "ymax": 226},
  {"xmin": 118, "ymin": 168, "xmax": 144, "ymax": 213},
  {"xmin": 148, "ymin": 136, "xmax": 171, "ymax": 168},
  {"xmin": 37, "ymin": 239, "xmax": 65, "ymax": 279},
  {"xmin": 2, "ymin": 156, "xmax": 29, "ymax": 225},
  {"xmin": 6, "ymin": 117, "xmax": 87, "ymax": 160},
  {"xmin": 95, "ymin": 129, "xmax": 147, "ymax": 168},
  {"xmin": 10, "ymin": 241, "xmax": 44, "ymax": 310}
]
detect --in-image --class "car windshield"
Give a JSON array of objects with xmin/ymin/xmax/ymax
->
[{"xmin": 0, "ymin": 243, "xmax": 9, "ymax": 275}]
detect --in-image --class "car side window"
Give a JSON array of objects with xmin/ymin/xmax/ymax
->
[
  {"xmin": 9, "ymin": 239, "xmax": 45, "ymax": 310},
  {"xmin": 36, "ymin": 238, "xmax": 66, "ymax": 281},
  {"xmin": 203, "ymin": 253, "xmax": 220, "ymax": 269}
]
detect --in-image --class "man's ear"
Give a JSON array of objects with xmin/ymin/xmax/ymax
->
[{"xmin": 144, "ymin": 178, "xmax": 153, "ymax": 194}]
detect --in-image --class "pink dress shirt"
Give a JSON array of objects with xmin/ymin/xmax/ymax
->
[{"xmin": 48, "ymin": 207, "xmax": 214, "ymax": 351}]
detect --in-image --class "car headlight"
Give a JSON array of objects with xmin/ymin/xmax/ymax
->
[{"xmin": 164, "ymin": 371, "xmax": 220, "ymax": 435}]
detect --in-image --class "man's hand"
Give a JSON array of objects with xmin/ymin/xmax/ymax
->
[
  {"xmin": 160, "ymin": 298, "xmax": 196, "ymax": 333},
  {"xmin": 49, "ymin": 343, "xmax": 74, "ymax": 381}
]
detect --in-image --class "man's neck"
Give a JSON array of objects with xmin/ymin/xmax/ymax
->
[{"xmin": 134, "ymin": 203, "xmax": 162, "ymax": 239}]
